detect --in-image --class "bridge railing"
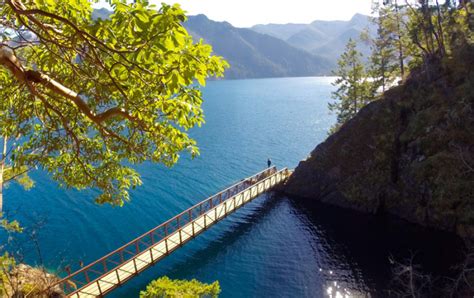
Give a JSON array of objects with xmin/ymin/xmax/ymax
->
[{"xmin": 54, "ymin": 166, "xmax": 279, "ymax": 294}]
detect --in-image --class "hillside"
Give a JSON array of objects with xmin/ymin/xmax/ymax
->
[
  {"xmin": 184, "ymin": 15, "xmax": 333, "ymax": 79},
  {"xmin": 92, "ymin": 8, "xmax": 111, "ymax": 20},
  {"xmin": 251, "ymin": 13, "xmax": 374, "ymax": 64},
  {"xmin": 91, "ymin": 10, "xmax": 336, "ymax": 79},
  {"xmin": 284, "ymin": 45, "xmax": 474, "ymax": 240}
]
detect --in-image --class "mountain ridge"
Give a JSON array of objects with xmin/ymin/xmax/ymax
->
[
  {"xmin": 184, "ymin": 14, "xmax": 333, "ymax": 79},
  {"xmin": 251, "ymin": 13, "xmax": 374, "ymax": 62},
  {"xmin": 91, "ymin": 9, "xmax": 372, "ymax": 79}
]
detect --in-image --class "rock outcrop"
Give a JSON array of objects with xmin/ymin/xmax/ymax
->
[
  {"xmin": 284, "ymin": 46, "xmax": 474, "ymax": 239},
  {"xmin": 2, "ymin": 264, "xmax": 64, "ymax": 297}
]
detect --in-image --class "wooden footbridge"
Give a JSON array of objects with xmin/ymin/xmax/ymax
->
[{"xmin": 52, "ymin": 167, "xmax": 292, "ymax": 297}]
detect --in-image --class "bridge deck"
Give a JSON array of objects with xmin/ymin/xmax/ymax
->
[{"xmin": 54, "ymin": 167, "xmax": 291, "ymax": 297}]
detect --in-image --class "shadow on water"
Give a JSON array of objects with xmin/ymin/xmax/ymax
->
[
  {"xmin": 112, "ymin": 192, "xmax": 467, "ymax": 297},
  {"xmin": 4, "ymin": 189, "xmax": 467, "ymax": 297},
  {"xmin": 288, "ymin": 195, "xmax": 467, "ymax": 296},
  {"xmin": 168, "ymin": 194, "xmax": 283, "ymax": 274}
]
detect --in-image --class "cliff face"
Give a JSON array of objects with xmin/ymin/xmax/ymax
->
[{"xmin": 285, "ymin": 47, "xmax": 474, "ymax": 239}]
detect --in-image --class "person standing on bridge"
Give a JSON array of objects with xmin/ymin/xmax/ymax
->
[{"xmin": 267, "ymin": 158, "xmax": 272, "ymax": 168}]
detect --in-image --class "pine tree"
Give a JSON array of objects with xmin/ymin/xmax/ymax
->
[
  {"xmin": 368, "ymin": 3, "xmax": 399, "ymax": 94},
  {"xmin": 381, "ymin": 0, "xmax": 409, "ymax": 78},
  {"xmin": 329, "ymin": 39, "xmax": 372, "ymax": 132}
]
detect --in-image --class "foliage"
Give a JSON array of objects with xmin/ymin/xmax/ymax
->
[
  {"xmin": 375, "ymin": 0, "xmax": 410, "ymax": 78},
  {"xmin": 140, "ymin": 276, "xmax": 220, "ymax": 298},
  {"xmin": 0, "ymin": 252, "xmax": 15, "ymax": 297},
  {"xmin": 2, "ymin": 166, "xmax": 34, "ymax": 190},
  {"xmin": 0, "ymin": 0, "xmax": 229, "ymax": 207},
  {"xmin": 329, "ymin": 39, "xmax": 373, "ymax": 132},
  {"xmin": 367, "ymin": 2, "xmax": 403, "ymax": 93},
  {"xmin": 331, "ymin": 1, "xmax": 473, "ymax": 131},
  {"xmin": 384, "ymin": 0, "xmax": 473, "ymax": 69},
  {"xmin": 0, "ymin": 214, "xmax": 22, "ymax": 233}
]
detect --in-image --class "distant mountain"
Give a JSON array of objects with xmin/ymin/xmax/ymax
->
[
  {"xmin": 251, "ymin": 13, "xmax": 375, "ymax": 64},
  {"xmin": 92, "ymin": 8, "xmax": 112, "ymax": 20},
  {"xmin": 184, "ymin": 15, "xmax": 333, "ymax": 79},
  {"xmin": 251, "ymin": 23, "xmax": 309, "ymax": 40},
  {"xmin": 90, "ymin": 10, "xmax": 334, "ymax": 79}
]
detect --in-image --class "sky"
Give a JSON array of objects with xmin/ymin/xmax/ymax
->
[
  {"xmin": 146, "ymin": 0, "xmax": 373, "ymax": 28},
  {"xmin": 155, "ymin": 0, "xmax": 453, "ymax": 28}
]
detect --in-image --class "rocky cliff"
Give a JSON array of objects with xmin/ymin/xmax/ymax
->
[{"xmin": 284, "ymin": 46, "xmax": 474, "ymax": 239}]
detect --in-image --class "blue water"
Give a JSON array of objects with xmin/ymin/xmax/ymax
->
[{"xmin": 1, "ymin": 77, "xmax": 463, "ymax": 297}]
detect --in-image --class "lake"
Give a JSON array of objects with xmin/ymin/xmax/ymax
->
[{"xmin": 1, "ymin": 77, "xmax": 463, "ymax": 297}]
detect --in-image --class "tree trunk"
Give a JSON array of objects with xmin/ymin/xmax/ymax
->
[
  {"xmin": 352, "ymin": 61, "xmax": 358, "ymax": 116},
  {"xmin": 382, "ymin": 59, "xmax": 386, "ymax": 92},
  {"xmin": 394, "ymin": 1, "xmax": 405, "ymax": 78},
  {"xmin": 0, "ymin": 136, "xmax": 7, "ymax": 213}
]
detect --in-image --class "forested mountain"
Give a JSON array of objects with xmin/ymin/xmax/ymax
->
[
  {"xmin": 92, "ymin": 10, "xmax": 356, "ymax": 79},
  {"xmin": 251, "ymin": 13, "xmax": 375, "ymax": 63},
  {"xmin": 184, "ymin": 15, "xmax": 333, "ymax": 79},
  {"xmin": 92, "ymin": 8, "xmax": 112, "ymax": 20}
]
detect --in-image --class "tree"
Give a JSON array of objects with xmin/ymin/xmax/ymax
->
[
  {"xmin": 403, "ymin": 0, "xmax": 467, "ymax": 63},
  {"xmin": 140, "ymin": 276, "xmax": 221, "ymax": 298},
  {"xmin": 377, "ymin": 0, "xmax": 410, "ymax": 79},
  {"xmin": 0, "ymin": 0, "xmax": 229, "ymax": 210},
  {"xmin": 391, "ymin": 0, "xmax": 407, "ymax": 78},
  {"xmin": 329, "ymin": 39, "xmax": 372, "ymax": 132},
  {"xmin": 373, "ymin": 0, "xmax": 472, "ymax": 79},
  {"xmin": 368, "ymin": 4, "xmax": 399, "ymax": 94}
]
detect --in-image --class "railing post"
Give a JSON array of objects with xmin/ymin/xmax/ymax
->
[
  {"xmin": 179, "ymin": 230, "xmax": 183, "ymax": 243},
  {"xmin": 102, "ymin": 259, "xmax": 108, "ymax": 272},
  {"xmin": 192, "ymin": 221, "xmax": 195, "ymax": 235},
  {"xmin": 97, "ymin": 280, "xmax": 103, "ymax": 296},
  {"xmin": 204, "ymin": 214, "xmax": 207, "ymax": 228},
  {"xmin": 84, "ymin": 270, "xmax": 90, "ymax": 283},
  {"xmin": 165, "ymin": 238, "xmax": 169, "ymax": 253},
  {"xmin": 189, "ymin": 210, "xmax": 192, "ymax": 221},
  {"xmin": 116, "ymin": 269, "xmax": 121, "ymax": 285},
  {"xmin": 177, "ymin": 217, "xmax": 181, "ymax": 229},
  {"xmin": 133, "ymin": 258, "xmax": 138, "ymax": 273},
  {"xmin": 135, "ymin": 241, "xmax": 140, "ymax": 254},
  {"xmin": 224, "ymin": 201, "xmax": 227, "ymax": 216},
  {"xmin": 151, "ymin": 232, "xmax": 155, "ymax": 245}
]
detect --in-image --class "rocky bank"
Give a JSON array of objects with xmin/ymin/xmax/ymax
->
[{"xmin": 284, "ymin": 46, "xmax": 474, "ymax": 240}]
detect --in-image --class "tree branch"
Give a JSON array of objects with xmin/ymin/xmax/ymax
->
[{"xmin": 0, "ymin": 45, "xmax": 136, "ymax": 125}]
